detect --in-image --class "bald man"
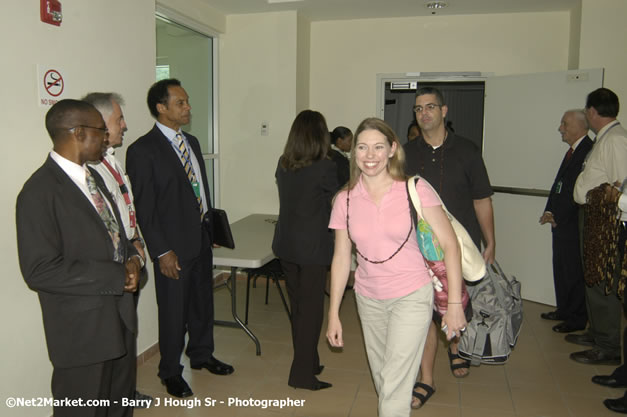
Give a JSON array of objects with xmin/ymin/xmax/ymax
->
[
  {"xmin": 539, "ymin": 110, "xmax": 593, "ymax": 333},
  {"xmin": 16, "ymin": 99, "xmax": 141, "ymax": 417}
]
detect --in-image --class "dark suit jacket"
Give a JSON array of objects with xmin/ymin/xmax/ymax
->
[
  {"xmin": 545, "ymin": 136, "xmax": 594, "ymax": 232},
  {"xmin": 126, "ymin": 125, "xmax": 212, "ymax": 262},
  {"xmin": 272, "ymin": 158, "xmax": 339, "ymax": 266},
  {"xmin": 16, "ymin": 156, "xmax": 137, "ymax": 369},
  {"xmin": 328, "ymin": 149, "xmax": 350, "ymax": 187}
]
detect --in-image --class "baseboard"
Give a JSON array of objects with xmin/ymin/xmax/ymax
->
[{"xmin": 136, "ymin": 342, "xmax": 159, "ymax": 366}]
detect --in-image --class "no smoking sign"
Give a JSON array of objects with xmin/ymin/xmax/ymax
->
[
  {"xmin": 38, "ymin": 65, "xmax": 67, "ymax": 107},
  {"xmin": 44, "ymin": 70, "xmax": 64, "ymax": 97}
]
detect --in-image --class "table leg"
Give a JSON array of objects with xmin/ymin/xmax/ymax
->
[{"xmin": 215, "ymin": 266, "xmax": 261, "ymax": 355}]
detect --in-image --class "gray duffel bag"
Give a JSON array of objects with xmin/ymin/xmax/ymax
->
[{"xmin": 458, "ymin": 261, "xmax": 523, "ymax": 365}]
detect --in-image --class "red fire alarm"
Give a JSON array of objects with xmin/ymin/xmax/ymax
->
[{"xmin": 40, "ymin": 0, "xmax": 62, "ymax": 26}]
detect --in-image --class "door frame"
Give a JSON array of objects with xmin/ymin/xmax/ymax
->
[{"xmin": 156, "ymin": 4, "xmax": 222, "ymax": 206}]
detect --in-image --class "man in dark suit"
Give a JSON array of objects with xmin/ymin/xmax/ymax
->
[
  {"xmin": 16, "ymin": 99, "xmax": 142, "ymax": 417},
  {"xmin": 126, "ymin": 78, "xmax": 233, "ymax": 399},
  {"xmin": 539, "ymin": 109, "xmax": 593, "ymax": 333}
]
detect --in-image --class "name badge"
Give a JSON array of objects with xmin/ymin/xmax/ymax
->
[
  {"xmin": 192, "ymin": 181, "xmax": 201, "ymax": 198},
  {"xmin": 129, "ymin": 209, "xmax": 136, "ymax": 228},
  {"xmin": 555, "ymin": 181, "xmax": 563, "ymax": 194}
]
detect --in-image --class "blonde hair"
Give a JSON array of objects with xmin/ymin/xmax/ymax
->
[{"xmin": 346, "ymin": 117, "xmax": 406, "ymax": 190}]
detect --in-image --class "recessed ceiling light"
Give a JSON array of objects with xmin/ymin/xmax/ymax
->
[{"xmin": 426, "ymin": 1, "xmax": 448, "ymax": 9}]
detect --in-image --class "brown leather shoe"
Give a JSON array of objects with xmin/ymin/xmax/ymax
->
[
  {"xmin": 570, "ymin": 348, "xmax": 621, "ymax": 365},
  {"xmin": 552, "ymin": 322, "xmax": 585, "ymax": 333},
  {"xmin": 592, "ymin": 374, "xmax": 627, "ymax": 388},
  {"xmin": 564, "ymin": 333, "xmax": 595, "ymax": 347},
  {"xmin": 540, "ymin": 310, "xmax": 563, "ymax": 321},
  {"xmin": 604, "ymin": 395, "xmax": 627, "ymax": 414}
]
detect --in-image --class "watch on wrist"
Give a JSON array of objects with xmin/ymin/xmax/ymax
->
[
  {"xmin": 133, "ymin": 254, "xmax": 145, "ymax": 269},
  {"xmin": 131, "ymin": 236, "xmax": 145, "ymax": 248}
]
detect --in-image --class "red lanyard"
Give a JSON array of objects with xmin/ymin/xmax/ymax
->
[
  {"xmin": 101, "ymin": 158, "xmax": 132, "ymax": 205},
  {"xmin": 101, "ymin": 158, "xmax": 136, "ymax": 228}
]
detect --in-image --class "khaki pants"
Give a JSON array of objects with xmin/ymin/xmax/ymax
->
[{"xmin": 356, "ymin": 284, "xmax": 433, "ymax": 417}]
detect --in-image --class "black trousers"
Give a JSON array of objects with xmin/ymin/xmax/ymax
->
[
  {"xmin": 155, "ymin": 232, "xmax": 215, "ymax": 379},
  {"xmin": 280, "ymin": 260, "xmax": 326, "ymax": 388},
  {"xmin": 52, "ymin": 326, "xmax": 135, "ymax": 417},
  {"xmin": 552, "ymin": 224, "xmax": 587, "ymax": 327}
]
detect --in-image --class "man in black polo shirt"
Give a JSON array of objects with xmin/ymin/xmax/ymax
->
[{"xmin": 403, "ymin": 86, "xmax": 495, "ymax": 409}]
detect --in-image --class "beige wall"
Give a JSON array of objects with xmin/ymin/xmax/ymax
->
[
  {"xmin": 296, "ymin": 14, "xmax": 311, "ymax": 112},
  {"xmin": 568, "ymin": 0, "xmax": 583, "ymax": 70},
  {"xmin": 1, "ymin": 1, "xmax": 156, "ymax": 415},
  {"xmin": 309, "ymin": 11, "xmax": 571, "ymax": 132},
  {"xmin": 218, "ymin": 11, "xmax": 299, "ymax": 221},
  {"xmin": 158, "ymin": 0, "xmax": 226, "ymax": 33},
  {"xmin": 580, "ymin": 0, "xmax": 627, "ymax": 125},
  {"xmin": 3, "ymin": 0, "xmax": 627, "ymax": 414}
]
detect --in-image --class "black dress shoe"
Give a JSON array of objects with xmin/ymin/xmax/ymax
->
[
  {"xmin": 604, "ymin": 396, "xmax": 627, "ymax": 414},
  {"xmin": 592, "ymin": 375, "xmax": 627, "ymax": 388},
  {"xmin": 313, "ymin": 380, "xmax": 332, "ymax": 390},
  {"xmin": 133, "ymin": 390, "xmax": 154, "ymax": 408},
  {"xmin": 552, "ymin": 322, "xmax": 585, "ymax": 333},
  {"xmin": 564, "ymin": 333, "xmax": 596, "ymax": 347},
  {"xmin": 570, "ymin": 348, "xmax": 621, "ymax": 365},
  {"xmin": 191, "ymin": 356, "xmax": 234, "ymax": 375},
  {"xmin": 162, "ymin": 375, "xmax": 193, "ymax": 398},
  {"xmin": 540, "ymin": 311, "xmax": 563, "ymax": 321},
  {"xmin": 289, "ymin": 379, "xmax": 333, "ymax": 391}
]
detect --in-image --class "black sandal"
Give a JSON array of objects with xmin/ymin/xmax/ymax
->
[
  {"xmin": 448, "ymin": 347, "xmax": 470, "ymax": 378},
  {"xmin": 411, "ymin": 382, "xmax": 435, "ymax": 409}
]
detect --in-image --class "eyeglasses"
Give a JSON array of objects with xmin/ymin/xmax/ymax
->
[
  {"xmin": 69, "ymin": 125, "xmax": 110, "ymax": 138},
  {"xmin": 413, "ymin": 103, "xmax": 442, "ymax": 114}
]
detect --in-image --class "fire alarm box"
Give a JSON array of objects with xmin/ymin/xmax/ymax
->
[{"xmin": 41, "ymin": 0, "xmax": 62, "ymax": 26}]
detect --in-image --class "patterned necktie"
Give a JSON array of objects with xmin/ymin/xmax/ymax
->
[
  {"xmin": 86, "ymin": 169, "xmax": 123, "ymax": 262},
  {"xmin": 565, "ymin": 147, "xmax": 573, "ymax": 162},
  {"xmin": 176, "ymin": 134, "xmax": 204, "ymax": 214}
]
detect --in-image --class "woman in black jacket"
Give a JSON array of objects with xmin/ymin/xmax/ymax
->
[{"xmin": 272, "ymin": 110, "xmax": 339, "ymax": 390}]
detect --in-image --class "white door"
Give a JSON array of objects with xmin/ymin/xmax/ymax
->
[{"xmin": 483, "ymin": 68, "xmax": 603, "ymax": 305}]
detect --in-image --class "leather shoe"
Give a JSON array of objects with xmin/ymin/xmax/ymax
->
[
  {"xmin": 592, "ymin": 374, "xmax": 627, "ymax": 388},
  {"xmin": 604, "ymin": 396, "xmax": 627, "ymax": 414},
  {"xmin": 191, "ymin": 356, "xmax": 234, "ymax": 375},
  {"xmin": 552, "ymin": 322, "xmax": 585, "ymax": 333},
  {"xmin": 289, "ymin": 379, "xmax": 333, "ymax": 391},
  {"xmin": 570, "ymin": 348, "xmax": 621, "ymax": 365},
  {"xmin": 313, "ymin": 380, "xmax": 332, "ymax": 390},
  {"xmin": 564, "ymin": 333, "xmax": 596, "ymax": 347},
  {"xmin": 540, "ymin": 311, "xmax": 563, "ymax": 321},
  {"xmin": 162, "ymin": 375, "xmax": 193, "ymax": 398}
]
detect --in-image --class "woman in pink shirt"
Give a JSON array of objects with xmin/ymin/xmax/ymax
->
[{"xmin": 326, "ymin": 118, "xmax": 466, "ymax": 417}]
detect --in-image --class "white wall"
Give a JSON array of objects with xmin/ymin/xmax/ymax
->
[
  {"xmin": 296, "ymin": 13, "xmax": 311, "ymax": 113},
  {"xmin": 3, "ymin": 1, "xmax": 626, "ymax": 414},
  {"xmin": 309, "ymin": 12, "xmax": 571, "ymax": 132},
  {"xmin": 579, "ymin": 0, "xmax": 627, "ymax": 126},
  {"xmin": 568, "ymin": 0, "xmax": 583, "ymax": 70},
  {"xmin": 218, "ymin": 11, "xmax": 299, "ymax": 222},
  {"xmin": 1, "ymin": 1, "xmax": 157, "ymax": 415}
]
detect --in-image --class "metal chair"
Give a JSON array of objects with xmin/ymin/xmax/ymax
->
[{"xmin": 243, "ymin": 258, "xmax": 291, "ymax": 325}]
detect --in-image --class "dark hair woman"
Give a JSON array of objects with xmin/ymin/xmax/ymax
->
[{"xmin": 272, "ymin": 110, "xmax": 340, "ymax": 390}]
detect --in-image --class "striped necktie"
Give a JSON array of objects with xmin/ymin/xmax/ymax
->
[
  {"xmin": 86, "ymin": 169, "xmax": 123, "ymax": 262},
  {"xmin": 176, "ymin": 133, "xmax": 204, "ymax": 214}
]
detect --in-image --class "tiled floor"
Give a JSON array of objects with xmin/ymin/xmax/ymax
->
[{"xmin": 135, "ymin": 277, "xmax": 625, "ymax": 416}]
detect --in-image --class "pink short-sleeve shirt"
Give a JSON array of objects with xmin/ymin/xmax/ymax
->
[{"xmin": 329, "ymin": 177, "xmax": 441, "ymax": 299}]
